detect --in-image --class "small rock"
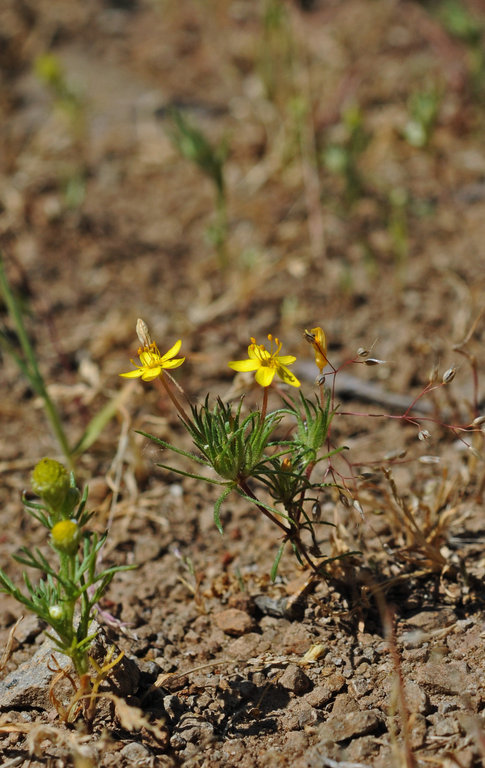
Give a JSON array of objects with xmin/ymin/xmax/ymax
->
[
  {"xmin": 214, "ymin": 608, "xmax": 255, "ymax": 636},
  {"xmin": 226, "ymin": 633, "xmax": 267, "ymax": 659},
  {"xmin": 279, "ymin": 664, "xmax": 312, "ymax": 695},
  {"xmin": 331, "ymin": 692, "xmax": 359, "ymax": 715},
  {"xmin": 305, "ymin": 674, "xmax": 346, "ymax": 708},
  {"xmin": 416, "ymin": 660, "xmax": 470, "ymax": 695},
  {"xmin": 0, "ymin": 641, "xmax": 70, "ymax": 710},
  {"xmin": 118, "ymin": 741, "xmax": 155, "ymax": 767},
  {"xmin": 317, "ymin": 709, "xmax": 382, "ymax": 743},
  {"xmin": 170, "ymin": 713, "xmax": 214, "ymax": 748},
  {"xmin": 11, "ymin": 615, "xmax": 44, "ymax": 645},
  {"xmin": 404, "ymin": 680, "xmax": 429, "ymax": 715},
  {"xmin": 409, "ymin": 713, "xmax": 427, "ymax": 748},
  {"xmin": 281, "ymin": 624, "xmax": 314, "ymax": 655}
]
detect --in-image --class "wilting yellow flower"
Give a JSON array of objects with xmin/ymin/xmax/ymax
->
[
  {"xmin": 228, "ymin": 335, "xmax": 300, "ymax": 388},
  {"xmin": 304, "ymin": 327, "xmax": 328, "ymax": 373},
  {"xmin": 120, "ymin": 339, "xmax": 185, "ymax": 382}
]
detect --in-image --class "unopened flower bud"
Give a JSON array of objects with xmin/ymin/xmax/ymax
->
[
  {"xmin": 51, "ymin": 519, "xmax": 80, "ymax": 556},
  {"xmin": 442, "ymin": 367, "xmax": 456, "ymax": 384},
  {"xmin": 49, "ymin": 605, "xmax": 64, "ymax": 620},
  {"xmin": 281, "ymin": 458, "xmax": 292, "ymax": 472},
  {"xmin": 31, "ymin": 458, "xmax": 70, "ymax": 512}
]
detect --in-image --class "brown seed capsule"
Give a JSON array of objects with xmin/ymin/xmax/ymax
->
[
  {"xmin": 442, "ymin": 367, "xmax": 456, "ymax": 384},
  {"xmin": 357, "ymin": 347, "xmax": 369, "ymax": 358},
  {"xmin": 312, "ymin": 501, "xmax": 322, "ymax": 521},
  {"xmin": 428, "ymin": 364, "xmax": 440, "ymax": 384},
  {"xmin": 364, "ymin": 358, "xmax": 387, "ymax": 366},
  {"xmin": 418, "ymin": 429, "xmax": 431, "ymax": 441}
]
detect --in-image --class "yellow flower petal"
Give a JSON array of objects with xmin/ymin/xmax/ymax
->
[
  {"xmin": 277, "ymin": 365, "xmax": 300, "ymax": 387},
  {"xmin": 228, "ymin": 359, "xmax": 260, "ymax": 372},
  {"xmin": 255, "ymin": 366, "xmax": 276, "ymax": 387},
  {"xmin": 120, "ymin": 368, "xmax": 144, "ymax": 378},
  {"xmin": 276, "ymin": 354, "xmax": 296, "ymax": 366},
  {"xmin": 162, "ymin": 339, "xmax": 182, "ymax": 361},
  {"xmin": 163, "ymin": 357, "xmax": 185, "ymax": 369}
]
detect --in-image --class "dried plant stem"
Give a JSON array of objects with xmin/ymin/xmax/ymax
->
[{"xmin": 155, "ymin": 375, "xmax": 191, "ymax": 426}]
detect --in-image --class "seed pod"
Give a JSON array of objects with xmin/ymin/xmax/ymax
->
[
  {"xmin": 442, "ymin": 367, "xmax": 456, "ymax": 384},
  {"xmin": 312, "ymin": 501, "xmax": 322, "ymax": 521},
  {"xmin": 419, "ymin": 455, "xmax": 440, "ymax": 464},
  {"xmin": 418, "ymin": 429, "xmax": 431, "ymax": 441},
  {"xmin": 428, "ymin": 364, "xmax": 440, "ymax": 384},
  {"xmin": 364, "ymin": 358, "xmax": 387, "ymax": 366},
  {"xmin": 384, "ymin": 448, "xmax": 407, "ymax": 460},
  {"xmin": 472, "ymin": 415, "xmax": 485, "ymax": 426},
  {"xmin": 357, "ymin": 347, "xmax": 368, "ymax": 358}
]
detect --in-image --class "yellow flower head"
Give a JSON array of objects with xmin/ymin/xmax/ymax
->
[
  {"xmin": 120, "ymin": 339, "xmax": 185, "ymax": 382},
  {"xmin": 228, "ymin": 334, "xmax": 300, "ymax": 388},
  {"xmin": 51, "ymin": 519, "xmax": 80, "ymax": 555},
  {"xmin": 304, "ymin": 327, "xmax": 328, "ymax": 374}
]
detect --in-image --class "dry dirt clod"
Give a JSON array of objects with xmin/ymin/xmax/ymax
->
[{"xmin": 214, "ymin": 608, "xmax": 256, "ymax": 636}]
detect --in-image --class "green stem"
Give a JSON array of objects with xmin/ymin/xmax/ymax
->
[{"xmin": 0, "ymin": 254, "xmax": 73, "ymax": 469}]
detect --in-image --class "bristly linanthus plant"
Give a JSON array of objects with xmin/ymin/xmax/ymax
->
[
  {"xmin": 0, "ymin": 458, "xmax": 133, "ymax": 719},
  {"xmin": 121, "ymin": 320, "xmax": 356, "ymax": 580}
]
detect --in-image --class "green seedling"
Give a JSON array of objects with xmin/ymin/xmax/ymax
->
[
  {"xmin": 403, "ymin": 88, "xmax": 441, "ymax": 149},
  {"xmin": 0, "ymin": 252, "xmax": 128, "ymax": 467},
  {"xmin": 322, "ymin": 104, "xmax": 371, "ymax": 206},
  {"xmin": 166, "ymin": 107, "xmax": 229, "ymax": 264},
  {"xmin": 0, "ymin": 459, "xmax": 133, "ymax": 720}
]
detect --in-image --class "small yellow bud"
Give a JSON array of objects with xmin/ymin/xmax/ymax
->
[
  {"xmin": 51, "ymin": 519, "xmax": 80, "ymax": 555},
  {"xmin": 31, "ymin": 458, "xmax": 70, "ymax": 511}
]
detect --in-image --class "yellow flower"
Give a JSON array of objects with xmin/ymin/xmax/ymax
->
[
  {"xmin": 51, "ymin": 519, "xmax": 80, "ymax": 555},
  {"xmin": 228, "ymin": 335, "xmax": 300, "ymax": 388},
  {"xmin": 120, "ymin": 339, "xmax": 185, "ymax": 382},
  {"xmin": 304, "ymin": 327, "xmax": 328, "ymax": 373}
]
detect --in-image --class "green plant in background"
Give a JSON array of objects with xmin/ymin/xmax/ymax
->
[
  {"xmin": 0, "ymin": 459, "xmax": 132, "ymax": 719},
  {"xmin": 403, "ymin": 88, "xmax": 441, "ymax": 149},
  {"xmin": 438, "ymin": 0, "xmax": 485, "ymax": 94},
  {"xmin": 34, "ymin": 53, "xmax": 87, "ymax": 209},
  {"xmin": 322, "ymin": 104, "xmax": 371, "ymax": 206},
  {"xmin": 166, "ymin": 107, "xmax": 229, "ymax": 265},
  {"xmin": 259, "ymin": 0, "xmax": 294, "ymax": 104},
  {"xmin": 0, "ymin": 252, "xmax": 128, "ymax": 467}
]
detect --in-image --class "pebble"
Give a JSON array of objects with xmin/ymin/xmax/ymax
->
[
  {"xmin": 214, "ymin": 608, "xmax": 255, "ymax": 636},
  {"xmin": 118, "ymin": 742, "xmax": 155, "ymax": 767},
  {"xmin": 304, "ymin": 673, "xmax": 346, "ymax": 708},
  {"xmin": 317, "ymin": 709, "xmax": 382, "ymax": 743},
  {"xmin": 279, "ymin": 664, "xmax": 312, "ymax": 695}
]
